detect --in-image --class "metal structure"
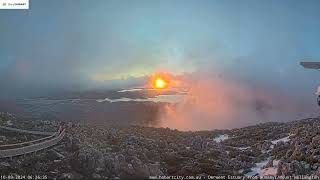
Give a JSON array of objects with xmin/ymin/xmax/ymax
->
[
  {"xmin": 300, "ymin": 61, "xmax": 320, "ymax": 106},
  {"xmin": 0, "ymin": 131, "xmax": 59, "ymax": 149},
  {"xmin": 300, "ymin": 62, "xmax": 320, "ymax": 69},
  {"xmin": 0, "ymin": 126, "xmax": 65, "ymax": 158},
  {"xmin": 0, "ymin": 130, "xmax": 65, "ymax": 158}
]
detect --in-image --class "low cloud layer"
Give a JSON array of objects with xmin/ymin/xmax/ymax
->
[{"xmin": 156, "ymin": 73, "xmax": 318, "ymax": 131}]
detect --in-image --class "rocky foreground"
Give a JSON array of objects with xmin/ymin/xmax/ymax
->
[{"xmin": 1, "ymin": 117, "xmax": 320, "ymax": 179}]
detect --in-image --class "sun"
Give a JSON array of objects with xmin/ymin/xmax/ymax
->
[{"xmin": 154, "ymin": 77, "xmax": 168, "ymax": 89}]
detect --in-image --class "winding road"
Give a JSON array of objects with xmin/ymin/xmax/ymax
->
[{"xmin": 0, "ymin": 125, "xmax": 65, "ymax": 158}]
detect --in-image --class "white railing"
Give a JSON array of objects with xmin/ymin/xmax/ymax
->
[
  {"xmin": 0, "ymin": 129, "xmax": 65, "ymax": 158},
  {"xmin": 0, "ymin": 131, "xmax": 59, "ymax": 149}
]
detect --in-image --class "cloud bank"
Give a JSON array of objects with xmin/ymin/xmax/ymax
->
[{"xmin": 155, "ymin": 72, "xmax": 318, "ymax": 130}]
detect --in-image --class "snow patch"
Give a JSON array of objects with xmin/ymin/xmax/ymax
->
[
  {"xmin": 245, "ymin": 159, "xmax": 280, "ymax": 176},
  {"xmin": 6, "ymin": 120, "xmax": 13, "ymax": 126},
  {"xmin": 269, "ymin": 134, "xmax": 293, "ymax": 149},
  {"xmin": 213, "ymin": 134, "xmax": 229, "ymax": 143},
  {"xmin": 271, "ymin": 135, "xmax": 291, "ymax": 145},
  {"xmin": 237, "ymin": 146, "xmax": 251, "ymax": 151},
  {"xmin": 245, "ymin": 159, "xmax": 269, "ymax": 176}
]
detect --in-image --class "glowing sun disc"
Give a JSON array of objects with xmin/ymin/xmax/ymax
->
[{"xmin": 154, "ymin": 78, "xmax": 167, "ymax": 89}]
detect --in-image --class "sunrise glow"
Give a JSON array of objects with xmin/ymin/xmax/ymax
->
[{"xmin": 154, "ymin": 78, "xmax": 168, "ymax": 89}]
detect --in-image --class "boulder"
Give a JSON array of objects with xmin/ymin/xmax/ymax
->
[
  {"xmin": 264, "ymin": 159, "xmax": 273, "ymax": 168},
  {"xmin": 92, "ymin": 173, "xmax": 102, "ymax": 179},
  {"xmin": 148, "ymin": 162, "xmax": 164, "ymax": 176},
  {"xmin": 60, "ymin": 173, "xmax": 74, "ymax": 179},
  {"xmin": 0, "ymin": 162, "xmax": 10, "ymax": 167}
]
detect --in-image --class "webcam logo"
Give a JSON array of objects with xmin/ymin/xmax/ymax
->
[{"xmin": 0, "ymin": 0, "xmax": 29, "ymax": 9}]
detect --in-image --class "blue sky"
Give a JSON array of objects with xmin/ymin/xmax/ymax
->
[{"xmin": 0, "ymin": 0, "xmax": 320, "ymax": 97}]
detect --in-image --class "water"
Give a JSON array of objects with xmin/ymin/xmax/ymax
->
[{"xmin": 96, "ymin": 94, "xmax": 185, "ymax": 103}]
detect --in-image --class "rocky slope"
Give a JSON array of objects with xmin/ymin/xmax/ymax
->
[{"xmin": 1, "ymin": 117, "xmax": 320, "ymax": 179}]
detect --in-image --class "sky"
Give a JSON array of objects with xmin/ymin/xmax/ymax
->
[{"xmin": 1, "ymin": 0, "xmax": 320, "ymax": 98}]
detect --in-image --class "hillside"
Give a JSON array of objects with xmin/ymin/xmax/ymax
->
[{"xmin": 2, "ymin": 117, "xmax": 320, "ymax": 179}]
